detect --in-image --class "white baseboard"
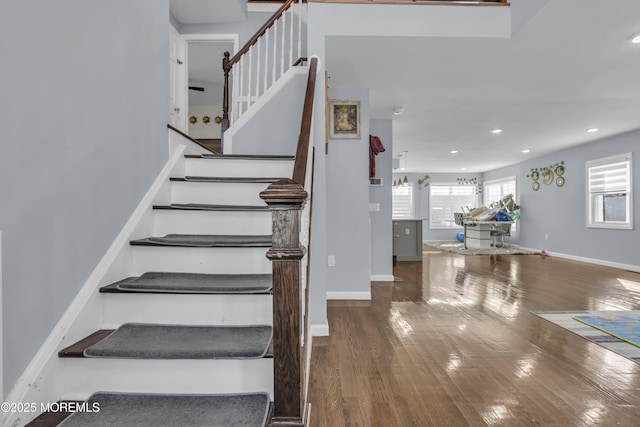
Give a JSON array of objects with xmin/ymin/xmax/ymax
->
[
  {"xmin": 326, "ymin": 291, "xmax": 371, "ymax": 300},
  {"xmin": 370, "ymin": 274, "xmax": 394, "ymax": 282},
  {"xmin": 518, "ymin": 246, "xmax": 640, "ymax": 273},
  {"xmin": 310, "ymin": 323, "xmax": 329, "ymax": 337}
]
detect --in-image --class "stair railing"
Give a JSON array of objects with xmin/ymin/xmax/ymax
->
[
  {"xmin": 260, "ymin": 56, "xmax": 317, "ymax": 427},
  {"xmin": 222, "ymin": 0, "xmax": 305, "ymax": 140}
]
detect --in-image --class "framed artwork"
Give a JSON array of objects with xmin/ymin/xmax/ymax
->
[{"xmin": 329, "ymin": 100, "xmax": 361, "ymax": 139}]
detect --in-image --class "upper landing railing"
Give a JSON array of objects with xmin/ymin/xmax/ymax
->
[{"xmin": 222, "ymin": 0, "xmax": 305, "ymax": 140}]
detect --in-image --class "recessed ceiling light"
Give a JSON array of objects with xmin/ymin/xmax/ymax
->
[
  {"xmin": 460, "ymin": 167, "xmax": 467, "ymax": 171},
  {"xmin": 393, "ymin": 108, "xmax": 404, "ymax": 115},
  {"xmin": 522, "ymin": 149, "xmax": 531, "ymax": 153},
  {"xmin": 450, "ymin": 150, "xmax": 458, "ymax": 154},
  {"xmin": 632, "ymin": 34, "xmax": 640, "ymax": 44},
  {"xmin": 587, "ymin": 128, "xmax": 599, "ymax": 133},
  {"xmin": 491, "ymin": 129, "xmax": 502, "ymax": 134}
]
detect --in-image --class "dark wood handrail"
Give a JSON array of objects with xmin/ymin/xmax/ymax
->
[
  {"xmin": 167, "ymin": 124, "xmax": 220, "ymax": 154},
  {"xmin": 292, "ymin": 57, "xmax": 317, "ymax": 186},
  {"xmin": 229, "ymin": 0, "xmax": 296, "ymax": 67}
]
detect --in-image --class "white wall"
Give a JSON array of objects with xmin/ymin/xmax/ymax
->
[{"xmin": 0, "ymin": 0, "xmax": 169, "ymax": 396}]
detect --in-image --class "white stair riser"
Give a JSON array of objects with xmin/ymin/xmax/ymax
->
[
  {"xmin": 102, "ymin": 293, "xmax": 272, "ymax": 326},
  {"xmin": 170, "ymin": 181, "xmax": 270, "ymax": 205},
  {"xmin": 185, "ymin": 158, "xmax": 292, "ymax": 178},
  {"xmin": 130, "ymin": 246, "xmax": 272, "ymax": 275},
  {"xmin": 63, "ymin": 358, "xmax": 273, "ymax": 398},
  {"xmin": 153, "ymin": 210, "xmax": 272, "ymax": 236}
]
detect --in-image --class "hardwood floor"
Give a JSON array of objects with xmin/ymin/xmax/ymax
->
[{"xmin": 308, "ymin": 247, "xmax": 640, "ymax": 426}]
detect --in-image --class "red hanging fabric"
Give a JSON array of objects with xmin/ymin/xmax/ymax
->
[{"xmin": 369, "ymin": 135, "xmax": 386, "ymax": 178}]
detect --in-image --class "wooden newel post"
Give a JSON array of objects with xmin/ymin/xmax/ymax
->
[
  {"xmin": 221, "ymin": 51, "xmax": 231, "ymax": 146},
  {"xmin": 260, "ymin": 178, "xmax": 308, "ymax": 427}
]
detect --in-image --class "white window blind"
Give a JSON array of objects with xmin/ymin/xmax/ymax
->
[
  {"xmin": 429, "ymin": 184, "xmax": 476, "ymax": 229},
  {"xmin": 484, "ymin": 176, "xmax": 517, "ymax": 231},
  {"xmin": 587, "ymin": 153, "xmax": 633, "ymax": 229},
  {"xmin": 392, "ymin": 184, "xmax": 414, "ymax": 218}
]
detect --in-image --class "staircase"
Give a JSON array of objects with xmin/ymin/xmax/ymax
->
[{"xmin": 25, "ymin": 152, "xmax": 295, "ymax": 426}]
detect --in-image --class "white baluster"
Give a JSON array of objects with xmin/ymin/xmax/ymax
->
[
  {"xmin": 297, "ymin": 0, "xmax": 302, "ymax": 61},
  {"xmin": 264, "ymin": 29, "xmax": 269, "ymax": 94},
  {"xmin": 256, "ymin": 39, "xmax": 261, "ymax": 97},
  {"xmin": 272, "ymin": 23, "xmax": 277, "ymax": 86},
  {"xmin": 248, "ymin": 48, "xmax": 253, "ymax": 108},
  {"xmin": 289, "ymin": 7, "xmax": 294, "ymax": 68},
  {"xmin": 280, "ymin": 13, "xmax": 285, "ymax": 80},
  {"xmin": 239, "ymin": 56, "xmax": 245, "ymax": 116}
]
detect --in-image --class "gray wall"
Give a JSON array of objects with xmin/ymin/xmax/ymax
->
[
  {"xmin": 516, "ymin": 130, "xmax": 638, "ymax": 266},
  {"xmin": 0, "ymin": 0, "xmax": 169, "ymax": 395},
  {"xmin": 229, "ymin": 73, "xmax": 307, "ymax": 155},
  {"xmin": 326, "ymin": 88, "xmax": 371, "ymax": 295},
  {"xmin": 369, "ymin": 120, "xmax": 393, "ymax": 278}
]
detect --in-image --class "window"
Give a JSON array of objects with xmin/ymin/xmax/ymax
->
[
  {"xmin": 392, "ymin": 183, "xmax": 414, "ymax": 218},
  {"xmin": 429, "ymin": 184, "xmax": 477, "ymax": 229},
  {"xmin": 586, "ymin": 153, "xmax": 633, "ymax": 229},
  {"xmin": 484, "ymin": 176, "xmax": 517, "ymax": 231}
]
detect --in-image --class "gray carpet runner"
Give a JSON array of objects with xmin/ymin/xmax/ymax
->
[
  {"xmin": 58, "ymin": 392, "xmax": 270, "ymax": 427},
  {"xmin": 84, "ymin": 324, "xmax": 272, "ymax": 359},
  {"xmin": 130, "ymin": 234, "xmax": 272, "ymax": 247},
  {"xmin": 116, "ymin": 272, "xmax": 272, "ymax": 293}
]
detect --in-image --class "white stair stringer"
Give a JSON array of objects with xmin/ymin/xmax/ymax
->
[{"xmin": 62, "ymin": 358, "xmax": 274, "ymax": 400}]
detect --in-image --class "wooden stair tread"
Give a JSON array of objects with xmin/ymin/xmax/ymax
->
[
  {"xmin": 100, "ymin": 272, "xmax": 273, "ymax": 294},
  {"xmin": 170, "ymin": 176, "xmax": 283, "ymax": 183},
  {"xmin": 130, "ymin": 234, "xmax": 272, "ymax": 247},
  {"xmin": 59, "ymin": 330, "xmax": 115, "ymax": 357},
  {"xmin": 59, "ymin": 327, "xmax": 274, "ymax": 359},
  {"xmin": 153, "ymin": 203, "xmax": 270, "ymax": 211},
  {"xmin": 185, "ymin": 153, "xmax": 294, "ymax": 160},
  {"xmin": 25, "ymin": 400, "xmax": 81, "ymax": 426}
]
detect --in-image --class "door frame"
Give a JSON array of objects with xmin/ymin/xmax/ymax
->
[{"xmin": 179, "ymin": 33, "xmax": 239, "ymax": 136}]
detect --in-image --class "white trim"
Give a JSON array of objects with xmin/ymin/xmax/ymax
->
[
  {"xmin": 326, "ymin": 291, "xmax": 372, "ymax": 300},
  {"xmin": 310, "ymin": 323, "xmax": 330, "ymax": 337},
  {"xmin": 517, "ymin": 246, "xmax": 640, "ymax": 273},
  {"xmin": 585, "ymin": 152, "xmax": 633, "ymax": 230},
  {"xmin": 370, "ymin": 274, "xmax": 394, "ymax": 282},
  {"xmin": 4, "ymin": 147, "xmax": 188, "ymax": 427}
]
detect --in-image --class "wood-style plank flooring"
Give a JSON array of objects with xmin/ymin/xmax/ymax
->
[{"xmin": 308, "ymin": 247, "xmax": 640, "ymax": 426}]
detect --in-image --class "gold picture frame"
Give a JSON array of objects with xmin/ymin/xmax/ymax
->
[{"xmin": 329, "ymin": 100, "xmax": 361, "ymax": 139}]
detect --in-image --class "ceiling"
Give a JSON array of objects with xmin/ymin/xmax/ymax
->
[
  {"xmin": 325, "ymin": 0, "xmax": 640, "ymax": 173},
  {"xmin": 174, "ymin": 0, "xmax": 640, "ymax": 173}
]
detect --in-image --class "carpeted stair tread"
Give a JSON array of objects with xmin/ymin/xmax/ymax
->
[
  {"xmin": 130, "ymin": 234, "xmax": 272, "ymax": 247},
  {"xmin": 58, "ymin": 392, "xmax": 270, "ymax": 427},
  {"xmin": 105, "ymin": 272, "xmax": 272, "ymax": 294},
  {"xmin": 186, "ymin": 153, "xmax": 294, "ymax": 160},
  {"xmin": 170, "ymin": 176, "xmax": 283, "ymax": 183},
  {"xmin": 59, "ymin": 330, "xmax": 115, "ymax": 358},
  {"xmin": 154, "ymin": 203, "xmax": 269, "ymax": 211},
  {"xmin": 83, "ymin": 323, "xmax": 272, "ymax": 359}
]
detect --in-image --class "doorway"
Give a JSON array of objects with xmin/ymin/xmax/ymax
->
[{"xmin": 186, "ymin": 40, "xmax": 234, "ymax": 152}]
